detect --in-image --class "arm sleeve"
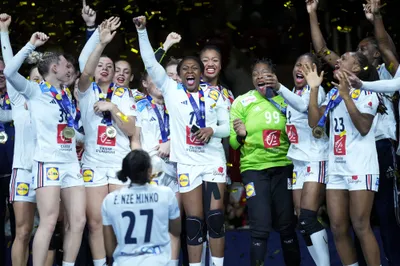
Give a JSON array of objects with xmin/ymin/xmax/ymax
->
[
  {"xmin": 168, "ymin": 189, "xmax": 180, "ymax": 220},
  {"xmin": 86, "ymin": 28, "xmax": 95, "ymax": 41},
  {"xmin": 361, "ymin": 78, "xmax": 400, "ymax": 93},
  {"xmin": 138, "ymin": 29, "xmax": 175, "ymax": 96},
  {"xmin": 0, "ymin": 110, "xmax": 12, "ymax": 122},
  {"xmin": 101, "ymin": 196, "xmax": 112, "ymax": 226},
  {"xmin": 154, "ymin": 47, "xmax": 166, "ymax": 64},
  {"xmin": 277, "ymin": 84, "xmax": 308, "ymax": 113},
  {"xmin": 229, "ymin": 99, "xmax": 245, "ymax": 150},
  {"xmin": 79, "ymin": 29, "xmax": 100, "ymax": 73},
  {"xmin": 3, "ymin": 43, "xmax": 39, "ymax": 99},
  {"xmin": 210, "ymin": 95, "xmax": 230, "ymax": 138}
]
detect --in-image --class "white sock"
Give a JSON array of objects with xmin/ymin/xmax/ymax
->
[
  {"xmin": 93, "ymin": 258, "xmax": 107, "ymax": 266},
  {"xmin": 211, "ymin": 256, "xmax": 224, "ymax": 266},
  {"xmin": 62, "ymin": 262, "xmax": 74, "ymax": 266},
  {"xmin": 169, "ymin": 259, "xmax": 179, "ymax": 266},
  {"xmin": 189, "ymin": 263, "xmax": 201, "ymax": 266},
  {"xmin": 346, "ymin": 263, "xmax": 359, "ymax": 266},
  {"xmin": 306, "ymin": 244, "xmax": 319, "ymax": 265},
  {"xmin": 309, "ymin": 229, "xmax": 330, "ymax": 266}
]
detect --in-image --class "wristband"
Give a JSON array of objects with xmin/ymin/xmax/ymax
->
[{"xmin": 236, "ymin": 132, "xmax": 247, "ymax": 144}]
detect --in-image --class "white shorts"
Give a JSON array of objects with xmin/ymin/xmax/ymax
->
[
  {"xmin": 9, "ymin": 168, "xmax": 36, "ymax": 203},
  {"xmin": 33, "ymin": 161, "xmax": 84, "ymax": 189},
  {"xmin": 289, "ymin": 160, "xmax": 328, "ymax": 190},
  {"xmin": 177, "ymin": 163, "xmax": 227, "ymax": 193},
  {"xmin": 327, "ymin": 174, "xmax": 379, "ymax": 192},
  {"xmin": 81, "ymin": 165, "xmax": 130, "ymax": 187}
]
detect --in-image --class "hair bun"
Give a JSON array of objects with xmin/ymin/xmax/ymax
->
[{"xmin": 26, "ymin": 51, "xmax": 43, "ymax": 64}]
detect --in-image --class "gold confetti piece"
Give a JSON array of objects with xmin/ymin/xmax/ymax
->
[
  {"xmin": 203, "ymin": 1, "xmax": 210, "ymax": 4},
  {"xmin": 226, "ymin": 163, "xmax": 233, "ymax": 167},
  {"xmin": 120, "ymin": 55, "xmax": 127, "ymax": 59},
  {"xmin": 117, "ymin": 112, "xmax": 129, "ymax": 122},
  {"xmin": 124, "ymin": 5, "xmax": 131, "ymax": 11},
  {"xmin": 226, "ymin": 22, "xmax": 237, "ymax": 30},
  {"xmin": 331, "ymin": 18, "xmax": 339, "ymax": 22},
  {"xmin": 151, "ymin": 11, "xmax": 161, "ymax": 15},
  {"xmin": 194, "ymin": 2, "xmax": 202, "ymax": 6},
  {"xmin": 381, "ymin": 3, "xmax": 387, "ymax": 8},
  {"xmin": 341, "ymin": 9, "xmax": 348, "ymax": 13},
  {"xmin": 340, "ymin": 130, "xmax": 346, "ymax": 137},
  {"xmin": 327, "ymin": 82, "xmax": 332, "ymax": 87},
  {"xmin": 31, "ymin": 2, "xmax": 35, "ymax": 6},
  {"xmin": 284, "ymin": 1, "xmax": 293, "ymax": 9},
  {"xmin": 183, "ymin": 7, "xmax": 192, "ymax": 11},
  {"xmin": 250, "ymin": 46, "xmax": 256, "ymax": 50},
  {"xmin": 388, "ymin": 62, "xmax": 394, "ymax": 72},
  {"xmin": 37, "ymin": 14, "xmax": 43, "ymax": 18},
  {"xmin": 298, "ymin": 32, "xmax": 304, "ymax": 37},
  {"xmin": 126, "ymin": 10, "xmax": 133, "ymax": 14},
  {"xmin": 19, "ymin": 2, "xmax": 27, "ymax": 6},
  {"xmin": 48, "ymin": 32, "xmax": 56, "ymax": 36},
  {"xmin": 130, "ymin": 48, "xmax": 138, "ymax": 54},
  {"xmin": 289, "ymin": 35, "xmax": 293, "ymax": 39},
  {"xmin": 363, "ymin": 66, "xmax": 369, "ymax": 71},
  {"xmin": 65, "ymin": 20, "xmax": 74, "ymax": 25}
]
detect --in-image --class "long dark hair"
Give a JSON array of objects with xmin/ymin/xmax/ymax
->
[
  {"xmin": 117, "ymin": 150, "xmax": 151, "ymax": 185},
  {"xmin": 354, "ymin": 52, "xmax": 379, "ymax": 82}
]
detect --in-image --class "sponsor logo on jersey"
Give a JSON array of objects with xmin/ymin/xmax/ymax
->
[
  {"xmin": 375, "ymin": 177, "xmax": 379, "ymax": 188},
  {"xmin": 351, "ymin": 89, "xmax": 361, "ymax": 100},
  {"xmin": 181, "ymin": 100, "xmax": 188, "ymax": 105},
  {"xmin": 292, "ymin": 171, "xmax": 297, "ymax": 185},
  {"xmin": 179, "ymin": 174, "xmax": 190, "ymax": 187},
  {"xmin": 82, "ymin": 169, "xmax": 94, "ymax": 183},
  {"xmin": 245, "ymin": 182, "xmax": 256, "ymax": 199},
  {"xmin": 114, "ymin": 87, "xmax": 125, "ymax": 97},
  {"xmin": 286, "ymin": 125, "xmax": 298, "ymax": 144},
  {"xmin": 97, "ymin": 125, "xmax": 116, "ymax": 147},
  {"xmin": 348, "ymin": 175, "xmax": 361, "ymax": 184},
  {"xmin": 150, "ymin": 117, "xmax": 157, "ymax": 122},
  {"xmin": 262, "ymin": 130, "xmax": 281, "ymax": 148},
  {"xmin": 208, "ymin": 89, "xmax": 220, "ymax": 101},
  {"xmin": 16, "ymin": 182, "xmax": 29, "ymax": 196},
  {"xmin": 49, "ymin": 99, "xmax": 57, "ymax": 104},
  {"xmin": 334, "ymin": 134, "xmax": 346, "ymax": 156},
  {"xmin": 213, "ymin": 166, "xmax": 225, "ymax": 176},
  {"xmin": 365, "ymin": 101, "xmax": 373, "ymax": 109},
  {"xmin": 186, "ymin": 126, "xmax": 204, "ymax": 146},
  {"xmin": 240, "ymin": 96, "xmax": 256, "ymax": 107},
  {"xmin": 46, "ymin": 167, "xmax": 60, "ymax": 181},
  {"xmin": 57, "ymin": 124, "xmax": 72, "ymax": 144}
]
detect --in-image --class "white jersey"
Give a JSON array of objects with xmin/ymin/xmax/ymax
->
[
  {"xmin": 323, "ymin": 88, "xmax": 379, "ymax": 176},
  {"xmin": 375, "ymin": 64, "xmax": 396, "ymax": 141},
  {"xmin": 285, "ymin": 86, "xmax": 329, "ymax": 162},
  {"xmin": 1, "ymin": 32, "xmax": 34, "ymax": 170},
  {"xmin": 102, "ymin": 184, "xmax": 180, "ymax": 266},
  {"xmin": 138, "ymin": 28, "xmax": 230, "ymax": 166},
  {"xmin": 78, "ymin": 83, "xmax": 136, "ymax": 167}
]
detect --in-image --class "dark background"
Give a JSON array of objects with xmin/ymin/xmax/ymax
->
[{"xmin": 1, "ymin": 0, "xmax": 399, "ymax": 95}]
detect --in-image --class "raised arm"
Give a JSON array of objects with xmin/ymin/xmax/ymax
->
[
  {"xmin": 79, "ymin": 20, "xmax": 119, "ymax": 93},
  {"xmin": 370, "ymin": 0, "xmax": 399, "ymax": 75},
  {"xmin": 276, "ymin": 84, "xmax": 308, "ymax": 113},
  {"xmin": 134, "ymin": 16, "xmax": 175, "ymax": 94},
  {"xmin": 153, "ymin": 32, "xmax": 182, "ymax": 64},
  {"xmin": 3, "ymin": 32, "xmax": 48, "ymax": 98},
  {"xmin": 307, "ymin": 0, "xmax": 340, "ymax": 68},
  {"xmin": 81, "ymin": 1, "xmax": 97, "ymax": 41},
  {"xmin": 345, "ymin": 69, "xmax": 400, "ymax": 93}
]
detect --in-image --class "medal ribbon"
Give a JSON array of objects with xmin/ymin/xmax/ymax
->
[
  {"xmin": 265, "ymin": 88, "xmax": 287, "ymax": 115},
  {"xmin": 0, "ymin": 93, "xmax": 11, "ymax": 133},
  {"xmin": 316, "ymin": 88, "xmax": 342, "ymax": 128},
  {"xmin": 147, "ymin": 95, "xmax": 170, "ymax": 143},
  {"xmin": 42, "ymin": 82, "xmax": 76, "ymax": 130},
  {"xmin": 181, "ymin": 84, "xmax": 206, "ymax": 128},
  {"xmin": 93, "ymin": 82, "xmax": 114, "ymax": 127}
]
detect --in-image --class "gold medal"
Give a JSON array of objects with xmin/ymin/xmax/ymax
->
[
  {"xmin": 62, "ymin": 127, "xmax": 75, "ymax": 139},
  {"xmin": 312, "ymin": 126, "xmax": 324, "ymax": 139},
  {"xmin": 106, "ymin": 126, "xmax": 117, "ymax": 138},
  {"xmin": 0, "ymin": 131, "xmax": 8, "ymax": 144}
]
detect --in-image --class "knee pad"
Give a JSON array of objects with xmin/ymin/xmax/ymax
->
[
  {"xmin": 206, "ymin": 209, "xmax": 225, "ymax": 239},
  {"xmin": 186, "ymin": 216, "xmax": 204, "ymax": 246},
  {"xmin": 298, "ymin": 208, "xmax": 324, "ymax": 235}
]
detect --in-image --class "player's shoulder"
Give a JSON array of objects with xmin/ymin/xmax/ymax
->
[{"xmin": 233, "ymin": 90, "xmax": 257, "ymax": 108}]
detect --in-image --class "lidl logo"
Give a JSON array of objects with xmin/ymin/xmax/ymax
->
[
  {"xmin": 83, "ymin": 169, "xmax": 94, "ymax": 183},
  {"xmin": 245, "ymin": 182, "xmax": 256, "ymax": 199},
  {"xmin": 46, "ymin": 167, "xmax": 59, "ymax": 181},
  {"xmin": 16, "ymin": 182, "xmax": 29, "ymax": 196},
  {"xmin": 179, "ymin": 174, "xmax": 190, "ymax": 188}
]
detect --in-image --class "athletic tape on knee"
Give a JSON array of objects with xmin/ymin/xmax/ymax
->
[
  {"xmin": 299, "ymin": 208, "xmax": 324, "ymax": 235},
  {"xmin": 186, "ymin": 216, "xmax": 204, "ymax": 246},
  {"xmin": 206, "ymin": 209, "xmax": 225, "ymax": 238}
]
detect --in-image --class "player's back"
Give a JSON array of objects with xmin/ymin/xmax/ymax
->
[{"xmin": 102, "ymin": 184, "xmax": 179, "ymax": 266}]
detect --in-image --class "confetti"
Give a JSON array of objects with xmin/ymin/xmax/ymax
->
[
  {"xmin": 226, "ymin": 22, "xmax": 237, "ymax": 30},
  {"xmin": 130, "ymin": 48, "xmax": 138, "ymax": 54},
  {"xmin": 116, "ymin": 112, "xmax": 129, "ymax": 122}
]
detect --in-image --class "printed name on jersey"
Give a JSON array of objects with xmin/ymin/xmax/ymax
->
[
  {"xmin": 262, "ymin": 130, "xmax": 281, "ymax": 148},
  {"xmin": 46, "ymin": 167, "xmax": 60, "ymax": 181},
  {"xmin": 82, "ymin": 169, "xmax": 94, "ymax": 183},
  {"xmin": 245, "ymin": 182, "xmax": 256, "ymax": 199},
  {"xmin": 16, "ymin": 182, "xmax": 29, "ymax": 196},
  {"xmin": 208, "ymin": 89, "xmax": 220, "ymax": 101},
  {"xmin": 286, "ymin": 125, "xmax": 298, "ymax": 144},
  {"xmin": 113, "ymin": 87, "xmax": 126, "ymax": 97},
  {"xmin": 240, "ymin": 96, "xmax": 257, "ymax": 106},
  {"xmin": 57, "ymin": 124, "xmax": 72, "ymax": 144},
  {"xmin": 334, "ymin": 134, "xmax": 346, "ymax": 155},
  {"xmin": 186, "ymin": 126, "xmax": 204, "ymax": 146},
  {"xmin": 178, "ymin": 173, "xmax": 190, "ymax": 187},
  {"xmin": 97, "ymin": 125, "xmax": 116, "ymax": 147}
]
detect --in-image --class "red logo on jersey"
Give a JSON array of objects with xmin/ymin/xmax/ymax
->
[
  {"xmin": 263, "ymin": 130, "xmax": 281, "ymax": 148},
  {"xmin": 334, "ymin": 134, "xmax": 346, "ymax": 155},
  {"xmin": 286, "ymin": 125, "xmax": 298, "ymax": 144},
  {"xmin": 307, "ymin": 166, "xmax": 311, "ymax": 173},
  {"xmin": 97, "ymin": 125, "xmax": 116, "ymax": 146},
  {"xmin": 57, "ymin": 124, "xmax": 72, "ymax": 144},
  {"xmin": 352, "ymin": 175, "xmax": 358, "ymax": 180},
  {"xmin": 186, "ymin": 126, "xmax": 204, "ymax": 146}
]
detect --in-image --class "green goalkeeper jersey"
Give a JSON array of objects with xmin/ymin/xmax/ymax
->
[{"xmin": 230, "ymin": 90, "xmax": 292, "ymax": 172}]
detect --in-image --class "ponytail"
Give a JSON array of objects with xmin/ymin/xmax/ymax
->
[{"xmin": 118, "ymin": 150, "xmax": 151, "ymax": 185}]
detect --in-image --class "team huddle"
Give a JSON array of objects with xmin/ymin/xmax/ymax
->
[{"xmin": 0, "ymin": 0, "xmax": 400, "ymax": 266}]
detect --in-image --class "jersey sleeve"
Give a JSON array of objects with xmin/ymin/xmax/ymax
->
[
  {"xmin": 361, "ymin": 78, "xmax": 400, "ymax": 93},
  {"xmin": 101, "ymin": 195, "xmax": 112, "ymax": 226},
  {"xmin": 355, "ymin": 91, "xmax": 378, "ymax": 116},
  {"xmin": 277, "ymin": 84, "xmax": 308, "ymax": 113},
  {"xmin": 168, "ymin": 189, "xmax": 180, "ymax": 220},
  {"xmin": 79, "ymin": 29, "xmax": 100, "ymax": 72},
  {"xmin": 229, "ymin": 97, "xmax": 245, "ymax": 150}
]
